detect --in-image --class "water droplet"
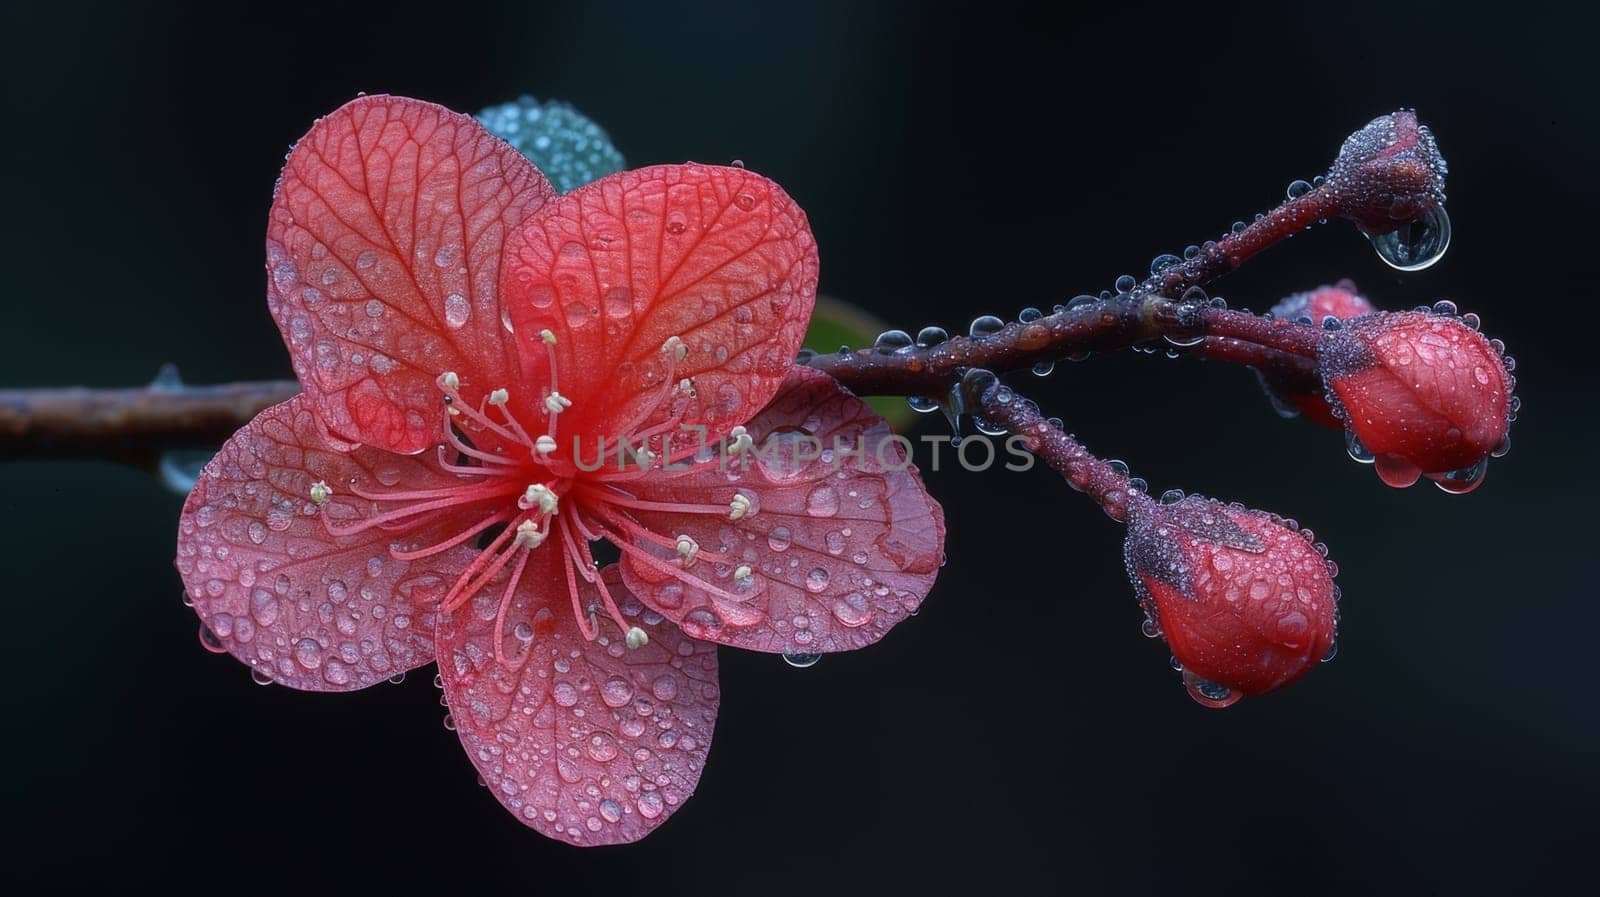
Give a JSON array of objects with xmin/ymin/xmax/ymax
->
[
  {"xmin": 251, "ymin": 667, "xmax": 275, "ymax": 686},
  {"xmin": 1031, "ymin": 361, "xmax": 1055, "ymax": 377},
  {"xmin": 907, "ymin": 395, "xmax": 940, "ymax": 414},
  {"xmin": 1285, "ymin": 178, "xmax": 1312, "ymax": 199},
  {"xmin": 1432, "ymin": 299, "xmax": 1458, "ymax": 316},
  {"xmin": 1018, "ymin": 306, "xmax": 1044, "ymax": 323},
  {"xmin": 1344, "ymin": 430, "xmax": 1375, "ymax": 464},
  {"xmin": 1159, "ymin": 489, "xmax": 1185, "ymax": 505},
  {"xmin": 1430, "ymin": 457, "xmax": 1489, "ymax": 494},
  {"xmin": 1373, "ymin": 453, "xmax": 1423, "ymax": 488},
  {"xmin": 915, "ymin": 326, "xmax": 949, "ymax": 348},
  {"xmin": 767, "ymin": 526, "xmax": 793, "ymax": 552},
  {"xmin": 873, "ymin": 329, "xmax": 914, "ymax": 353},
  {"xmin": 1368, "ymin": 205, "xmax": 1451, "ymax": 271},
  {"xmin": 783, "ymin": 652, "xmax": 821, "ymax": 668},
  {"xmin": 1182, "ymin": 670, "xmax": 1242, "ymax": 709},
  {"xmin": 443, "ymin": 292, "xmax": 471, "ymax": 328},
  {"xmin": 1149, "ymin": 253, "xmax": 1180, "ymax": 275},
  {"xmin": 804, "ymin": 567, "xmax": 831, "ymax": 592},
  {"xmin": 198, "ymin": 624, "xmax": 226, "ymax": 654},
  {"xmin": 1321, "ymin": 641, "xmax": 1339, "ymax": 663},
  {"xmin": 1114, "ymin": 274, "xmax": 1137, "ymax": 293},
  {"xmin": 968, "ymin": 315, "xmax": 1005, "ymax": 338}
]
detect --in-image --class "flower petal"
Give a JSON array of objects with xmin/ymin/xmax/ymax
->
[
  {"xmin": 501, "ymin": 163, "xmax": 817, "ymax": 446},
  {"xmin": 616, "ymin": 366, "xmax": 945, "ymax": 653},
  {"xmin": 267, "ymin": 95, "xmax": 556, "ymax": 454},
  {"xmin": 175, "ymin": 395, "xmax": 480, "ymax": 690},
  {"xmin": 437, "ymin": 561, "xmax": 718, "ymax": 845}
]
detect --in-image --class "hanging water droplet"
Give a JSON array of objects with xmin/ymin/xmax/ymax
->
[
  {"xmin": 1114, "ymin": 274, "xmax": 1137, "ymax": 293},
  {"xmin": 1128, "ymin": 477, "xmax": 1148, "ymax": 494},
  {"xmin": 1159, "ymin": 489, "xmax": 1185, "ymax": 505},
  {"xmin": 1108, "ymin": 459, "xmax": 1130, "ymax": 476},
  {"xmin": 159, "ymin": 449, "xmax": 213, "ymax": 495},
  {"xmin": 1368, "ymin": 205, "xmax": 1451, "ymax": 271},
  {"xmin": 251, "ymin": 667, "xmax": 274, "ymax": 686},
  {"xmin": 782, "ymin": 652, "xmax": 821, "ymax": 668},
  {"xmin": 873, "ymin": 329, "xmax": 914, "ymax": 353},
  {"xmin": 198, "ymin": 624, "xmax": 227, "ymax": 654},
  {"xmin": 1431, "ymin": 456, "xmax": 1489, "ymax": 494},
  {"xmin": 1140, "ymin": 616, "xmax": 1161, "ymax": 638},
  {"xmin": 1230, "ymin": 220, "xmax": 1248, "ymax": 235},
  {"xmin": 1182, "ymin": 670, "xmax": 1242, "ymax": 709},
  {"xmin": 1344, "ymin": 430, "xmax": 1375, "ymax": 464},
  {"xmin": 1321, "ymin": 641, "xmax": 1339, "ymax": 663},
  {"xmin": 1183, "ymin": 244, "xmax": 1200, "ymax": 260},
  {"xmin": 1431, "ymin": 299, "xmax": 1458, "ymax": 316},
  {"xmin": 968, "ymin": 315, "xmax": 1005, "ymax": 338},
  {"xmin": 1491, "ymin": 434, "xmax": 1511, "ymax": 458},
  {"xmin": 1462, "ymin": 312, "xmax": 1481, "ymax": 331},
  {"xmin": 1031, "ymin": 360, "xmax": 1055, "ymax": 377},
  {"xmin": 916, "ymin": 325, "xmax": 949, "ymax": 347},
  {"xmin": 907, "ymin": 395, "xmax": 941, "ymax": 414},
  {"xmin": 1285, "ymin": 178, "xmax": 1312, "ymax": 199}
]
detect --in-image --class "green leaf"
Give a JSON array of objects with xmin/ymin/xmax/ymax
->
[{"xmin": 477, "ymin": 96, "xmax": 625, "ymax": 193}]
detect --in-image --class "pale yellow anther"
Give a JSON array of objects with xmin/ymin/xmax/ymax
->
[
  {"xmin": 514, "ymin": 519, "xmax": 546, "ymax": 549},
  {"xmin": 663, "ymin": 335, "xmax": 687, "ymax": 360},
  {"xmin": 488, "ymin": 388, "xmax": 510, "ymax": 405},
  {"xmin": 309, "ymin": 480, "xmax": 332, "ymax": 505},
  {"xmin": 544, "ymin": 391, "xmax": 573, "ymax": 415},
  {"xmin": 675, "ymin": 534, "xmax": 700, "ymax": 565},
  {"xmin": 728, "ymin": 426, "xmax": 753, "ymax": 454},
  {"xmin": 728, "ymin": 493, "xmax": 751, "ymax": 520},
  {"xmin": 540, "ymin": 329, "xmax": 557, "ymax": 346},
  {"xmin": 520, "ymin": 483, "xmax": 558, "ymax": 515},
  {"xmin": 440, "ymin": 371, "xmax": 460, "ymax": 391},
  {"xmin": 733, "ymin": 564, "xmax": 752, "ymax": 581},
  {"xmin": 677, "ymin": 377, "xmax": 696, "ymax": 397},
  {"xmin": 535, "ymin": 435, "xmax": 557, "ymax": 454},
  {"xmin": 625, "ymin": 627, "xmax": 649, "ymax": 649}
]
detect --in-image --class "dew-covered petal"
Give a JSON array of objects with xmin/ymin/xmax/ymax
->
[
  {"xmin": 616, "ymin": 366, "xmax": 944, "ymax": 653},
  {"xmin": 267, "ymin": 94, "xmax": 556, "ymax": 454},
  {"xmin": 501, "ymin": 163, "xmax": 817, "ymax": 447},
  {"xmin": 437, "ymin": 562, "xmax": 718, "ymax": 845},
  {"xmin": 175, "ymin": 395, "xmax": 480, "ymax": 691}
]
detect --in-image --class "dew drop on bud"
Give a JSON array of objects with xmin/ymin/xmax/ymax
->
[
  {"xmin": 1114, "ymin": 274, "xmax": 1137, "ymax": 293},
  {"xmin": 1286, "ymin": 178, "xmax": 1313, "ymax": 199},
  {"xmin": 1149, "ymin": 253, "xmax": 1180, "ymax": 275},
  {"xmin": 1018, "ymin": 306, "xmax": 1044, "ymax": 323},
  {"xmin": 1344, "ymin": 430, "xmax": 1376, "ymax": 464},
  {"xmin": 1430, "ymin": 456, "xmax": 1489, "ymax": 494},
  {"xmin": 783, "ymin": 652, "xmax": 821, "ymax": 668},
  {"xmin": 1368, "ymin": 205, "xmax": 1451, "ymax": 271},
  {"xmin": 1321, "ymin": 641, "xmax": 1339, "ymax": 664},
  {"xmin": 1182, "ymin": 670, "xmax": 1243, "ymax": 709}
]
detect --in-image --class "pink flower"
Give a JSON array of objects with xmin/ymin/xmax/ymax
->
[{"xmin": 175, "ymin": 95, "xmax": 945, "ymax": 843}]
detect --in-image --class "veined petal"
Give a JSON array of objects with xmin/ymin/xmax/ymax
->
[
  {"xmin": 501, "ymin": 163, "xmax": 817, "ymax": 448},
  {"xmin": 267, "ymin": 95, "xmax": 556, "ymax": 454},
  {"xmin": 438, "ymin": 561, "xmax": 718, "ymax": 845},
  {"xmin": 616, "ymin": 366, "xmax": 945, "ymax": 653},
  {"xmin": 175, "ymin": 395, "xmax": 481, "ymax": 690}
]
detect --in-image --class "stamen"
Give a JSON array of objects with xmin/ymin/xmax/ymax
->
[
  {"xmin": 663, "ymin": 335, "xmax": 687, "ymax": 360},
  {"xmin": 514, "ymin": 518, "xmax": 547, "ymax": 549},
  {"xmin": 540, "ymin": 329, "xmax": 557, "ymax": 345},
  {"xmin": 544, "ymin": 391, "xmax": 572, "ymax": 415},
  {"xmin": 676, "ymin": 534, "xmax": 700, "ymax": 566},
  {"xmin": 487, "ymin": 388, "xmax": 510, "ymax": 405},
  {"xmin": 309, "ymin": 480, "xmax": 331, "ymax": 504},
  {"xmin": 729, "ymin": 493, "xmax": 751, "ymax": 520},
  {"xmin": 439, "ymin": 371, "xmax": 460, "ymax": 391},
  {"xmin": 535, "ymin": 435, "xmax": 557, "ymax": 455},
  {"xmin": 733, "ymin": 564, "xmax": 752, "ymax": 580},
  {"xmin": 626, "ymin": 627, "xmax": 649, "ymax": 649},
  {"xmin": 492, "ymin": 550, "xmax": 534, "ymax": 669},
  {"xmin": 728, "ymin": 426, "xmax": 753, "ymax": 453},
  {"xmin": 388, "ymin": 511, "xmax": 511, "ymax": 560},
  {"xmin": 519, "ymin": 483, "xmax": 558, "ymax": 514}
]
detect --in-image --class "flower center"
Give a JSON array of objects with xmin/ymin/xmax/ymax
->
[{"xmin": 317, "ymin": 333, "xmax": 765, "ymax": 668}]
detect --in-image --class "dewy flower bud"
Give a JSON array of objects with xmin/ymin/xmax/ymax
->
[
  {"xmin": 1258, "ymin": 283, "xmax": 1377, "ymax": 428},
  {"xmin": 1320, "ymin": 310, "xmax": 1512, "ymax": 492},
  {"xmin": 1124, "ymin": 494, "xmax": 1338, "ymax": 708}
]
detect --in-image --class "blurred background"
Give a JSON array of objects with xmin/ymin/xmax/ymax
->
[{"xmin": 3, "ymin": 1, "xmax": 1595, "ymax": 893}]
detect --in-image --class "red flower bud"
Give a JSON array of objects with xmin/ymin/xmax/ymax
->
[
  {"xmin": 1320, "ymin": 310, "xmax": 1512, "ymax": 492},
  {"xmin": 1124, "ymin": 494, "xmax": 1338, "ymax": 708},
  {"xmin": 1259, "ymin": 283, "xmax": 1377, "ymax": 429}
]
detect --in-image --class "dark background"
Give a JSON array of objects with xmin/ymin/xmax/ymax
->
[{"xmin": 3, "ymin": 1, "xmax": 1595, "ymax": 893}]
